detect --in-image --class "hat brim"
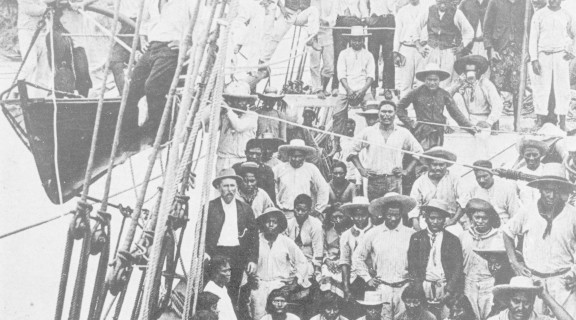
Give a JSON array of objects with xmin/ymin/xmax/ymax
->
[
  {"xmin": 493, "ymin": 286, "xmax": 540, "ymax": 303},
  {"xmin": 420, "ymin": 205, "xmax": 451, "ymax": 217},
  {"xmin": 340, "ymin": 203, "xmax": 370, "ymax": 215},
  {"xmin": 454, "ymin": 55, "xmax": 489, "ymax": 75},
  {"xmin": 258, "ymin": 93, "xmax": 285, "ymax": 100},
  {"xmin": 212, "ymin": 175, "xmax": 244, "ymax": 188},
  {"xmin": 356, "ymin": 110, "xmax": 379, "ymax": 116},
  {"xmin": 369, "ymin": 195, "xmax": 417, "ymax": 216},
  {"xmin": 473, "ymin": 249, "xmax": 507, "ymax": 260},
  {"xmin": 257, "ymin": 209, "xmax": 288, "ymax": 233},
  {"xmin": 526, "ymin": 177, "xmax": 576, "ymax": 191},
  {"xmin": 517, "ymin": 139, "xmax": 548, "ymax": 156},
  {"xmin": 278, "ymin": 145, "xmax": 318, "ymax": 160},
  {"xmin": 415, "ymin": 70, "xmax": 451, "ymax": 82},
  {"xmin": 356, "ymin": 300, "xmax": 384, "ymax": 306},
  {"xmin": 223, "ymin": 93, "xmax": 258, "ymax": 100},
  {"xmin": 421, "ymin": 150, "xmax": 457, "ymax": 167}
]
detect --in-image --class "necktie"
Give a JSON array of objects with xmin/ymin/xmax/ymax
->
[{"xmin": 295, "ymin": 225, "xmax": 303, "ymax": 247}]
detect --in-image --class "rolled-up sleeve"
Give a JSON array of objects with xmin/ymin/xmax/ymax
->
[
  {"xmin": 352, "ymin": 233, "xmax": 373, "ymax": 282},
  {"xmin": 502, "ymin": 207, "xmax": 527, "ymax": 239},
  {"xmin": 349, "ymin": 129, "xmax": 369, "ymax": 158}
]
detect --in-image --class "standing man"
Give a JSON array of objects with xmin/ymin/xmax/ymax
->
[
  {"xmin": 458, "ymin": 0, "xmax": 490, "ymax": 58},
  {"xmin": 396, "ymin": 64, "xmax": 476, "ymax": 150},
  {"xmin": 236, "ymin": 162, "xmax": 275, "ymax": 218},
  {"xmin": 310, "ymin": 0, "xmax": 337, "ymax": 99},
  {"xmin": 274, "ymin": 139, "xmax": 330, "ymax": 220},
  {"xmin": 503, "ymin": 163, "xmax": 576, "ymax": 316},
  {"xmin": 408, "ymin": 147, "xmax": 463, "ymax": 233},
  {"xmin": 353, "ymin": 193, "xmax": 416, "ymax": 320},
  {"xmin": 529, "ymin": 0, "xmax": 576, "ymax": 131},
  {"xmin": 366, "ymin": 0, "xmax": 397, "ymax": 97},
  {"xmin": 232, "ymin": 139, "xmax": 276, "ymax": 204},
  {"xmin": 249, "ymin": 207, "xmax": 311, "ymax": 320},
  {"xmin": 458, "ymin": 160, "xmax": 519, "ymax": 224},
  {"xmin": 348, "ymin": 101, "xmax": 424, "ymax": 200},
  {"xmin": 483, "ymin": 0, "xmax": 526, "ymax": 111},
  {"xmin": 205, "ymin": 169, "xmax": 259, "ymax": 303},
  {"xmin": 204, "ymin": 256, "xmax": 237, "ymax": 320},
  {"xmin": 407, "ymin": 199, "xmax": 464, "ymax": 319},
  {"xmin": 414, "ymin": 0, "xmax": 474, "ymax": 87},
  {"xmin": 216, "ymin": 82, "xmax": 259, "ymax": 173},
  {"xmin": 256, "ymin": 88, "xmax": 287, "ymax": 141},
  {"xmin": 333, "ymin": 26, "xmax": 375, "ymax": 153},
  {"xmin": 394, "ymin": 0, "xmax": 428, "ymax": 98}
]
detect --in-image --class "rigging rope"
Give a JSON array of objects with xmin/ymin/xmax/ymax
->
[{"xmin": 0, "ymin": 211, "xmax": 73, "ymax": 240}]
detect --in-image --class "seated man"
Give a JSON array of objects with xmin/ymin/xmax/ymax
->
[
  {"xmin": 310, "ymin": 292, "xmax": 349, "ymax": 320},
  {"xmin": 488, "ymin": 277, "xmax": 574, "ymax": 320},
  {"xmin": 327, "ymin": 161, "xmax": 356, "ymax": 213},
  {"xmin": 395, "ymin": 284, "xmax": 436, "ymax": 320},
  {"xmin": 355, "ymin": 291, "xmax": 385, "ymax": 320},
  {"xmin": 259, "ymin": 289, "xmax": 301, "ymax": 320}
]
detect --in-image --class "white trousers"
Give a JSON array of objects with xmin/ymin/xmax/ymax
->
[
  {"xmin": 532, "ymin": 51, "xmax": 572, "ymax": 116},
  {"xmin": 260, "ymin": 7, "xmax": 320, "ymax": 63},
  {"xmin": 309, "ymin": 41, "xmax": 334, "ymax": 91},
  {"xmin": 533, "ymin": 272, "xmax": 576, "ymax": 317},
  {"xmin": 465, "ymin": 278, "xmax": 495, "ymax": 320},
  {"xmin": 395, "ymin": 45, "xmax": 424, "ymax": 98},
  {"xmin": 423, "ymin": 47, "xmax": 457, "ymax": 89},
  {"xmin": 18, "ymin": 28, "xmax": 50, "ymax": 98},
  {"xmin": 250, "ymin": 279, "xmax": 285, "ymax": 320},
  {"xmin": 377, "ymin": 283, "xmax": 408, "ymax": 320}
]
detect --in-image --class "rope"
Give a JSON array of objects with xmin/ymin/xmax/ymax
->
[
  {"xmin": 415, "ymin": 120, "xmax": 565, "ymax": 138},
  {"xmin": 0, "ymin": 211, "xmax": 73, "ymax": 240},
  {"xmin": 78, "ymin": 10, "xmax": 133, "ymax": 54},
  {"xmin": 49, "ymin": 14, "xmax": 64, "ymax": 205}
]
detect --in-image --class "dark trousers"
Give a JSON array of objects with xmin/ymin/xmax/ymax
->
[
  {"xmin": 72, "ymin": 47, "xmax": 92, "ymax": 97},
  {"xmin": 367, "ymin": 14, "xmax": 395, "ymax": 89},
  {"xmin": 123, "ymin": 42, "xmax": 178, "ymax": 143},
  {"xmin": 332, "ymin": 16, "xmax": 364, "ymax": 90},
  {"xmin": 110, "ymin": 22, "xmax": 136, "ymax": 94},
  {"xmin": 213, "ymin": 245, "xmax": 246, "ymax": 306}
]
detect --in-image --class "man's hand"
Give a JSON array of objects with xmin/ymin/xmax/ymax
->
[
  {"xmin": 532, "ymin": 60, "xmax": 542, "ymax": 76},
  {"xmin": 417, "ymin": 44, "xmax": 430, "ymax": 58},
  {"xmin": 511, "ymin": 260, "xmax": 532, "ymax": 277},
  {"xmin": 367, "ymin": 277, "xmax": 381, "ymax": 288},
  {"xmin": 343, "ymin": 286, "xmax": 352, "ymax": 301},
  {"xmin": 452, "ymin": 44, "xmax": 464, "ymax": 56},
  {"xmin": 280, "ymin": 7, "xmax": 292, "ymax": 20},
  {"xmin": 326, "ymin": 260, "xmax": 339, "ymax": 274},
  {"xmin": 476, "ymin": 121, "xmax": 491, "ymax": 129},
  {"xmin": 394, "ymin": 52, "xmax": 406, "ymax": 67},
  {"xmin": 563, "ymin": 271, "xmax": 576, "ymax": 291},
  {"xmin": 392, "ymin": 167, "xmax": 407, "ymax": 177},
  {"xmin": 358, "ymin": 168, "xmax": 376, "ymax": 178},
  {"xmin": 564, "ymin": 52, "xmax": 575, "ymax": 61},
  {"xmin": 246, "ymin": 262, "xmax": 257, "ymax": 275},
  {"xmin": 168, "ymin": 40, "xmax": 180, "ymax": 51},
  {"xmin": 140, "ymin": 36, "xmax": 149, "ymax": 52}
]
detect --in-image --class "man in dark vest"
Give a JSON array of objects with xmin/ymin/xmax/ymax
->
[
  {"xmin": 414, "ymin": 0, "xmax": 474, "ymax": 87},
  {"xmin": 458, "ymin": 0, "xmax": 489, "ymax": 59}
]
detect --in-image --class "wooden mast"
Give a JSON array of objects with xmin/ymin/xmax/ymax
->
[{"xmin": 515, "ymin": 0, "xmax": 533, "ymax": 131}]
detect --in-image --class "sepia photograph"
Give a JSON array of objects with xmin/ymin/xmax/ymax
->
[{"xmin": 0, "ymin": 0, "xmax": 575, "ymax": 318}]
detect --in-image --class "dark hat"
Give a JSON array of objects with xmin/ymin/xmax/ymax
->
[
  {"xmin": 212, "ymin": 168, "xmax": 243, "ymax": 188},
  {"xmin": 369, "ymin": 192, "xmax": 417, "ymax": 217},
  {"xmin": 256, "ymin": 132, "xmax": 286, "ymax": 152},
  {"xmin": 454, "ymin": 55, "xmax": 490, "ymax": 76},
  {"xmin": 257, "ymin": 207, "xmax": 288, "ymax": 233},
  {"xmin": 420, "ymin": 146, "xmax": 457, "ymax": 167},
  {"xmin": 237, "ymin": 162, "xmax": 259, "ymax": 177}
]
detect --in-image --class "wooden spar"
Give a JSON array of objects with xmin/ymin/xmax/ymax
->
[{"xmin": 515, "ymin": 0, "xmax": 533, "ymax": 131}]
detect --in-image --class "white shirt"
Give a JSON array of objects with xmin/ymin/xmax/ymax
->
[
  {"xmin": 409, "ymin": 170, "xmax": 461, "ymax": 220},
  {"xmin": 337, "ymin": 0, "xmax": 369, "ymax": 17},
  {"xmin": 394, "ymin": 3, "xmax": 428, "ymax": 52},
  {"xmin": 273, "ymin": 162, "xmax": 330, "ymax": 212},
  {"xmin": 425, "ymin": 231, "xmax": 445, "ymax": 281},
  {"xmin": 256, "ymin": 234, "xmax": 311, "ymax": 287},
  {"xmin": 529, "ymin": 6, "xmax": 576, "ymax": 60},
  {"xmin": 367, "ymin": 0, "xmax": 396, "ymax": 16},
  {"xmin": 217, "ymin": 110, "xmax": 258, "ymax": 159},
  {"xmin": 217, "ymin": 198, "xmax": 240, "ymax": 246},
  {"xmin": 143, "ymin": 0, "xmax": 194, "ymax": 42},
  {"xmin": 204, "ymin": 281, "xmax": 238, "ymax": 320},
  {"xmin": 337, "ymin": 47, "xmax": 376, "ymax": 95},
  {"xmin": 515, "ymin": 166, "xmax": 543, "ymax": 206},
  {"xmin": 17, "ymin": 0, "xmax": 46, "ymax": 30},
  {"xmin": 458, "ymin": 178, "xmax": 519, "ymax": 222}
]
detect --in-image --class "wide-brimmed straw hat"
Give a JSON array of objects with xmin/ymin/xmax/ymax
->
[
  {"xmin": 257, "ymin": 207, "xmax": 288, "ymax": 233},
  {"xmin": 416, "ymin": 63, "xmax": 451, "ymax": 82},
  {"xmin": 356, "ymin": 291, "xmax": 384, "ymax": 306},
  {"xmin": 212, "ymin": 168, "xmax": 243, "ymax": 188},
  {"xmin": 516, "ymin": 136, "xmax": 547, "ymax": 156},
  {"xmin": 343, "ymin": 25, "xmax": 371, "ymax": 37},
  {"xmin": 421, "ymin": 199, "xmax": 451, "ymax": 217},
  {"xmin": 278, "ymin": 139, "xmax": 317, "ymax": 159},
  {"xmin": 420, "ymin": 146, "xmax": 457, "ymax": 167},
  {"xmin": 340, "ymin": 197, "xmax": 370, "ymax": 216},
  {"xmin": 493, "ymin": 276, "xmax": 541, "ymax": 303},
  {"xmin": 537, "ymin": 123, "xmax": 566, "ymax": 138},
  {"xmin": 222, "ymin": 81, "xmax": 257, "ymax": 100},
  {"xmin": 256, "ymin": 132, "xmax": 286, "ymax": 152},
  {"xmin": 454, "ymin": 55, "xmax": 489, "ymax": 76},
  {"xmin": 369, "ymin": 192, "xmax": 417, "ymax": 216},
  {"xmin": 526, "ymin": 163, "xmax": 576, "ymax": 191},
  {"xmin": 237, "ymin": 162, "xmax": 259, "ymax": 177},
  {"xmin": 356, "ymin": 101, "xmax": 380, "ymax": 116},
  {"xmin": 258, "ymin": 87, "xmax": 285, "ymax": 100}
]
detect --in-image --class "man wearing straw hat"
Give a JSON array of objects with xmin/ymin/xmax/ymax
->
[
  {"xmin": 333, "ymin": 26, "xmax": 376, "ymax": 153},
  {"xmin": 216, "ymin": 81, "xmax": 259, "ymax": 173},
  {"xmin": 348, "ymin": 101, "xmax": 423, "ymax": 201},
  {"xmin": 256, "ymin": 88, "xmax": 288, "ymax": 141},
  {"xmin": 503, "ymin": 163, "xmax": 576, "ymax": 315},
  {"xmin": 353, "ymin": 193, "xmax": 417, "ymax": 319},
  {"xmin": 249, "ymin": 207, "xmax": 311, "ymax": 320},
  {"xmin": 488, "ymin": 276, "xmax": 574, "ymax": 320},
  {"xmin": 355, "ymin": 291, "xmax": 385, "ymax": 320},
  {"xmin": 396, "ymin": 63, "xmax": 477, "ymax": 150},
  {"xmin": 408, "ymin": 147, "xmax": 463, "ymax": 233},
  {"xmin": 407, "ymin": 199, "xmax": 464, "ymax": 319},
  {"xmin": 205, "ymin": 168, "xmax": 259, "ymax": 306}
]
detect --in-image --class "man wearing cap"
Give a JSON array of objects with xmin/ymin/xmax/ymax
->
[
  {"xmin": 353, "ymin": 193, "xmax": 417, "ymax": 319},
  {"xmin": 408, "ymin": 147, "xmax": 463, "ymax": 232},
  {"xmin": 349, "ymin": 101, "xmax": 424, "ymax": 201},
  {"xmin": 232, "ymin": 139, "xmax": 277, "ymax": 203},
  {"xmin": 256, "ymin": 88, "xmax": 287, "ymax": 141},
  {"xmin": 529, "ymin": 0, "xmax": 575, "ymax": 131},
  {"xmin": 413, "ymin": 0, "xmax": 474, "ymax": 86},
  {"xmin": 488, "ymin": 276, "xmax": 574, "ymax": 320},
  {"xmin": 396, "ymin": 64, "xmax": 477, "ymax": 150},
  {"xmin": 459, "ymin": 199, "xmax": 503, "ymax": 320},
  {"xmin": 457, "ymin": 160, "xmax": 519, "ymax": 224},
  {"xmin": 356, "ymin": 291, "xmax": 385, "ymax": 320},
  {"xmin": 274, "ymin": 139, "xmax": 329, "ymax": 216},
  {"xmin": 503, "ymin": 163, "xmax": 576, "ymax": 315},
  {"xmin": 249, "ymin": 207, "xmax": 311, "ymax": 320},
  {"xmin": 339, "ymin": 197, "xmax": 374, "ymax": 303},
  {"xmin": 333, "ymin": 26, "xmax": 375, "ymax": 153},
  {"xmin": 216, "ymin": 82, "xmax": 259, "ymax": 173},
  {"xmin": 205, "ymin": 169, "xmax": 259, "ymax": 304},
  {"xmin": 236, "ymin": 162, "xmax": 275, "ymax": 218},
  {"xmin": 407, "ymin": 199, "xmax": 464, "ymax": 319}
]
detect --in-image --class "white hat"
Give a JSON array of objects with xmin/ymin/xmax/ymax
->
[
  {"xmin": 357, "ymin": 291, "xmax": 384, "ymax": 306},
  {"xmin": 493, "ymin": 276, "xmax": 540, "ymax": 303},
  {"xmin": 278, "ymin": 139, "xmax": 317, "ymax": 159},
  {"xmin": 340, "ymin": 197, "xmax": 370, "ymax": 216},
  {"xmin": 415, "ymin": 63, "xmax": 451, "ymax": 82},
  {"xmin": 343, "ymin": 25, "xmax": 372, "ymax": 37}
]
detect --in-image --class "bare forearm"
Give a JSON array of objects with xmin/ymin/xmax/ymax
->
[
  {"xmin": 503, "ymin": 233, "xmax": 519, "ymax": 264},
  {"xmin": 541, "ymin": 291, "xmax": 574, "ymax": 320},
  {"xmin": 341, "ymin": 264, "xmax": 351, "ymax": 288}
]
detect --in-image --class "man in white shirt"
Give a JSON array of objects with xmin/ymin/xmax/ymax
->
[
  {"xmin": 204, "ymin": 255, "xmax": 238, "ymax": 320},
  {"xmin": 503, "ymin": 163, "xmax": 576, "ymax": 316},
  {"xmin": 333, "ymin": 26, "xmax": 375, "ymax": 153},
  {"xmin": 529, "ymin": 0, "xmax": 576, "ymax": 131},
  {"xmin": 353, "ymin": 193, "xmax": 416, "ymax": 320}
]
